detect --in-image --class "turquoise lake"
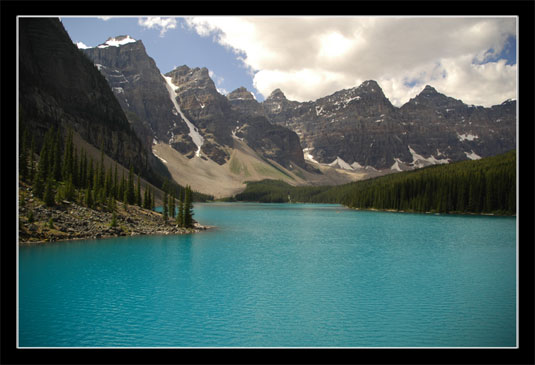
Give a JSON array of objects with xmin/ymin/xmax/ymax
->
[{"xmin": 18, "ymin": 203, "xmax": 517, "ymax": 348}]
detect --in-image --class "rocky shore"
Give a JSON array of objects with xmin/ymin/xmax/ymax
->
[{"xmin": 18, "ymin": 182, "xmax": 209, "ymax": 245}]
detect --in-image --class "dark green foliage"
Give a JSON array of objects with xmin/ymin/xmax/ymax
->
[
  {"xmin": 183, "ymin": 186, "xmax": 194, "ymax": 228},
  {"xmin": 62, "ymin": 175, "xmax": 76, "ymax": 201},
  {"xmin": 126, "ymin": 164, "xmax": 135, "ymax": 205},
  {"xmin": 29, "ymin": 134, "xmax": 36, "ymax": 181},
  {"xmin": 235, "ymin": 151, "xmax": 516, "ymax": 215},
  {"xmin": 143, "ymin": 184, "xmax": 150, "ymax": 209},
  {"xmin": 87, "ymin": 158, "xmax": 94, "ymax": 190},
  {"xmin": 19, "ymin": 125, "xmax": 29, "ymax": 180},
  {"xmin": 32, "ymin": 140, "xmax": 49, "ymax": 198},
  {"xmin": 79, "ymin": 150, "xmax": 87, "ymax": 189},
  {"xmin": 110, "ymin": 211, "xmax": 117, "ymax": 228},
  {"xmin": 52, "ymin": 128, "xmax": 62, "ymax": 181},
  {"xmin": 43, "ymin": 177, "xmax": 55, "ymax": 207},
  {"xmin": 176, "ymin": 199, "xmax": 184, "ymax": 227},
  {"xmin": 163, "ymin": 190, "xmax": 168, "ymax": 222},
  {"xmin": 62, "ymin": 129, "xmax": 74, "ymax": 182},
  {"xmin": 105, "ymin": 165, "xmax": 113, "ymax": 199},
  {"xmin": 84, "ymin": 187, "xmax": 93, "ymax": 208},
  {"xmin": 168, "ymin": 191, "xmax": 176, "ymax": 218},
  {"xmin": 72, "ymin": 147, "xmax": 79, "ymax": 187},
  {"xmin": 136, "ymin": 175, "xmax": 142, "ymax": 207},
  {"xmin": 118, "ymin": 171, "xmax": 125, "ymax": 202}
]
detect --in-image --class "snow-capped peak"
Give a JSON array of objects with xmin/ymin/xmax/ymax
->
[
  {"xmin": 97, "ymin": 35, "xmax": 137, "ymax": 48},
  {"xmin": 76, "ymin": 41, "xmax": 90, "ymax": 49}
]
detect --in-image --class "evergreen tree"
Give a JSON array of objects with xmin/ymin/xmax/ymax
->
[
  {"xmin": 169, "ymin": 191, "xmax": 176, "ymax": 218},
  {"xmin": 19, "ymin": 125, "xmax": 29, "ymax": 180},
  {"xmin": 98, "ymin": 143, "xmax": 105, "ymax": 191},
  {"xmin": 43, "ymin": 177, "xmax": 55, "ymax": 207},
  {"xmin": 62, "ymin": 129, "xmax": 73, "ymax": 182},
  {"xmin": 150, "ymin": 187, "xmax": 155, "ymax": 210},
  {"xmin": 84, "ymin": 187, "xmax": 93, "ymax": 208},
  {"xmin": 119, "ymin": 170, "xmax": 126, "ymax": 203},
  {"xmin": 126, "ymin": 164, "xmax": 135, "ymax": 205},
  {"xmin": 176, "ymin": 199, "xmax": 184, "ymax": 227},
  {"xmin": 143, "ymin": 184, "xmax": 149, "ymax": 209},
  {"xmin": 63, "ymin": 174, "xmax": 75, "ymax": 201},
  {"xmin": 105, "ymin": 165, "xmax": 113, "ymax": 198},
  {"xmin": 136, "ymin": 175, "xmax": 142, "ymax": 207},
  {"xmin": 52, "ymin": 127, "xmax": 62, "ymax": 182},
  {"xmin": 87, "ymin": 158, "xmax": 94, "ymax": 190},
  {"xmin": 29, "ymin": 133, "xmax": 36, "ymax": 181},
  {"xmin": 163, "ymin": 190, "xmax": 168, "ymax": 223},
  {"xmin": 113, "ymin": 163, "xmax": 118, "ymax": 199},
  {"xmin": 72, "ymin": 147, "xmax": 79, "ymax": 187},
  {"xmin": 110, "ymin": 211, "xmax": 117, "ymax": 228},
  {"xmin": 183, "ymin": 186, "xmax": 194, "ymax": 228},
  {"xmin": 79, "ymin": 149, "xmax": 87, "ymax": 189},
  {"xmin": 33, "ymin": 134, "xmax": 51, "ymax": 199}
]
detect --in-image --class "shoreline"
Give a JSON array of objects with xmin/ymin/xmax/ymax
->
[
  {"xmin": 19, "ymin": 182, "xmax": 213, "ymax": 245},
  {"xmin": 229, "ymin": 200, "xmax": 516, "ymax": 217},
  {"xmin": 18, "ymin": 224, "xmax": 214, "ymax": 246}
]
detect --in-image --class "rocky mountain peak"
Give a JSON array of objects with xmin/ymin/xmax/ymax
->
[
  {"xmin": 267, "ymin": 88, "xmax": 287, "ymax": 100},
  {"xmin": 165, "ymin": 65, "xmax": 216, "ymax": 91},
  {"xmin": 417, "ymin": 85, "xmax": 441, "ymax": 98},
  {"xmin": 422, "ymin": 84, "xmax": 437, "ymax": 93},
  {"xmin": 409, "ymin": 84, "xmax": 464, "ymax": 109},
  {"xmin": 358, "ymin": 80, "xmax": 381, "ymax": 92},
  {"xmin": 227, "ymin": 87, "xmax": 256, "ymax": 101}
]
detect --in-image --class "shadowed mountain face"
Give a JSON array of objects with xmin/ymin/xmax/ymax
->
[
  {"xmin": 18, "ymin": 18, "xmax": 169, "ymax": 185},
  {"xmin": 261, "ymin": 82, "xmax": 516, "ymax": 170}
]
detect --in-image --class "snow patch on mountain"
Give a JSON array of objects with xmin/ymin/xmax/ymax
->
[
  {"xmin": 329, "ymin": 156, "xmax": 353, "ymax": 170},
  {"xmin": 457, "ymin": 133, "xmax": 479, "ymax": 141},
  {"xmin": 390, "ymin": 158, "xmax": 403, "ymax": 172},
  {"xmin": 98, "ymin": 35, "xmax": 137, "ymax": 48},
  {"xmin": 152, "ymin": 149, "xmax": 168, "ymax": 164},
  {"xmin": 76, "ymin": 41, "xmax": 90, "ymax": 49},
  {"xmin": 464, "ymin": 150, "xmax": 481, "ymax": 160},
  {"xmin": 162, "ymin": 74, "xmax": 204, "ymax": 157},
  {"xmin": 303, "ymin": 148, "xmax": 319, "ymax": 164},
  {"xmin": 408, "ymin": 145, "xmax": 449, "ymax": 168}
]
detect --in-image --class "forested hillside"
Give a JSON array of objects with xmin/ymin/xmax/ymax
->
[{"xmin": 235, "ymin": 150, "xmax": 516, "ymax": 215}]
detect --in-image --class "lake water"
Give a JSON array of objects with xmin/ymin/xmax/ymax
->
[{"xmin": 18, "ymin": 203, "xmax": 516, "ymax": 348}]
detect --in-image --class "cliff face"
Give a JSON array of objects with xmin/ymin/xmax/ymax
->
[
  {"xmin": 165, "ymin": 66, "xmax": 234, "ymax": 164},
  {"xmin": 18, "ymin": 18, "xmax": 170, "ymax": 185},
  {"xmin": 163, "ymin": 66, "xmax": 307, "ymax": 168},
  {"xmin": 261, "ymin": 81, "xmax": 516, "ymax": 170},
  {"xmin": 81, "ymin": 38, "xmax": 195, "ymax": 156},
  {"xmin": 227, "ymin": 88, "xmax": 306, "ymax": 169}
]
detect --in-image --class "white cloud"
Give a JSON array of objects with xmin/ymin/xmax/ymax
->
[
  {"xmin": 138, "ymin": 17, "xmax": 177, "ymax": 37},
  {"xmin": 184, "ymin": 16, "xmax": 517, "ymax": 107},
  {"xmin": 98, "ymin": 16, "xmax": 112, "ymax": 21}
]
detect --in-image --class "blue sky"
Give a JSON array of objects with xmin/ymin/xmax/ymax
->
[{"xmin": 61, "ymin": 16, "xmax": 517, "ymax": 107}]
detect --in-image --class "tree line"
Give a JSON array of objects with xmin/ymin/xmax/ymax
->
[
  {"xmin": 19, "ymin": 124, "xmax": 197, "ymax": 227},
  {"xmin": 234, "ymin": 150, "xmax": 516, "ymax": 215}
]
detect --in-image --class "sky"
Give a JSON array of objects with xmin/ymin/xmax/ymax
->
[{"xmin": 61, "ymin": 16, "xmax": 517, "ymax": 107}]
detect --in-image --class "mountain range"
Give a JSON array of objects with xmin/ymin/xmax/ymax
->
[{"xmin": 19, "ymin": 18, "xmax": 516, "ymax": 199}]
